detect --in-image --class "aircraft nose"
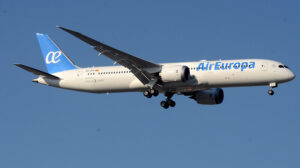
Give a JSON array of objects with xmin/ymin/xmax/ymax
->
[{"xmin": 287, "ymin": 70, "xmax": 295, "ymax": 81}]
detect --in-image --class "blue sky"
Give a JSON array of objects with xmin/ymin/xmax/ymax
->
[{"xmin": 1, "ymin": 0, "xmax": 299, "ymax": 167}]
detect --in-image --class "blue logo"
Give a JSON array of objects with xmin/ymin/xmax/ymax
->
[
  {"xmin": 36, "ymin": 33, "xmax": 77, "ymax": 74},
  {"xmin": 197, "ymin": 61, "xmax": 255, "ymax": 72}
]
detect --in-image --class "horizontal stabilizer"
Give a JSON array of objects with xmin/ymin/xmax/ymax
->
[{"xmin": 14, "ymin": 64, "xmax": 60, "ymax": 80}]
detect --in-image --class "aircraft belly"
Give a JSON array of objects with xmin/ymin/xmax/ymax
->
[{"xmin": 59, "ymin": 78, "xmax": 93, "ymax": 91}]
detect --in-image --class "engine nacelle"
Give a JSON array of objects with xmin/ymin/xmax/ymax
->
[
  {"xmin": 191, "ymin": 88, "xmax": 224, "ymax": 105},
  {"xmin": 159, "ymin": 65, "xmax": 190, "ymax": 82}
]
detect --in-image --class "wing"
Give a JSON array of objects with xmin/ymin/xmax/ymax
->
[
  {"xmin": 14, "ymin": 64, "xmax": 60, "ymax": 80},
  {"xmin": 57, "ymin": 26, "xmax": 161, "ymax": 86}
]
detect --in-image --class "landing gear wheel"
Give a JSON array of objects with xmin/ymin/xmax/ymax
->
[
  {"xmin": 143, "ymin": 91, "xmax": 152, "ymax": 98},
  {"xmin": 170, "ymin": 100, "xmax": 176, "ymax": 107},
  {"xmin": 160, "ymin": 92, "xmax": 176, "ymax": 109},
  {"xmin": 150, "ymin": 89, "xmax": 155, "ymax": 95},
  {"xmin": 167, "ymin": 99, "xmax": 176, "ymax": 107},
  {"xmin": 268, "ymin": 89, "xmax": 274, "ymax": 96},
  {"xmin": 150, "ymin": 89, "xmax": 159, "ymax": 96},
  {"xmin": 160, "ymin": 101, "xmax": 169, "ymax": 109}
]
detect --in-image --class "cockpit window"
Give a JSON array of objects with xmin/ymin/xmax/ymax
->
[{"xmin": 278, "ymin": 65, "xmax": 289, "ymax": 69}]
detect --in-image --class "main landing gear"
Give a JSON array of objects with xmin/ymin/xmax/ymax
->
[
  {"xmin": 160, "ymin": 92, "xmax": 176, "ymax": 109},
  {"xmin": 160, "ymin": 98, "xmax": 176, "ymax": 109},
  {"xmin": 143, "ymin": 89, "xmax": 159, "ymax": 98},
  {"xmin": 143, "ymin": 90, "xmax": 176, "ymax": 109},
  {"xmin": 268, "ymin": 82, "xmax": 277, "ymax": 96}
]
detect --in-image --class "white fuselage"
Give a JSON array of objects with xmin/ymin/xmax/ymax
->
[{"xmin": 36, "ymin": 59, "xmax": 295, "ymax": 93}]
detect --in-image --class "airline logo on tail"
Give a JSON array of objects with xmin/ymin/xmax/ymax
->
[
  {"xmin": 36, "ymin": 33, "xmax": 78, "ymax": 74},
  {"xmin": 45, "ymin": 51, "xmax": 62, "ymax": 64}
]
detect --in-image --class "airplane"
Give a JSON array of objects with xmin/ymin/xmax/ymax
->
[{"xmin": 15, "ymin": 26, "xmax": 295, "ymax": 109}]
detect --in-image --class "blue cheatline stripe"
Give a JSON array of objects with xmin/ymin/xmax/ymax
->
[{"xmin": 36, "ymin": 33, "xmax": 78, "ymax": 74}]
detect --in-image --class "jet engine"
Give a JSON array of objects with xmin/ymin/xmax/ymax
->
[
  {"xmin": 191, "ymin": 88, "xmax": 224, "ymax": 105},
  {"xmin": 159, "ymin": 65, "xmax": 190, "ymax": 82}
]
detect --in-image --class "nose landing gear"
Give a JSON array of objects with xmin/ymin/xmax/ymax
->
[{"xmin": 268, "ymin": 82, "xmax": 277, "ymax": 96}]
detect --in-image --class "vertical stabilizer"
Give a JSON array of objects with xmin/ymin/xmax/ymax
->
[{"xmin": 36, "ymin": 33, "xmax": 78, "ymax": 74}]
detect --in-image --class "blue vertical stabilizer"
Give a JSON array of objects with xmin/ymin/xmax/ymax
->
[{"xmin": 36, "ymin": 33, "xmax": 78, "ymax": 74}]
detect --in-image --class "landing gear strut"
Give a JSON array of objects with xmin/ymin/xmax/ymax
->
[
  {"xmin": 268, "ymin": 82, "xmax": 277, "ymax": 96},
  {"xmin": 160, "ymin": 92, "xmax": 176, "ymax": 109}
]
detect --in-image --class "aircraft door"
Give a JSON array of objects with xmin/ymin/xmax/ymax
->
[{"xmin": 76, "ymin": 69, "xmax": 83, "ymax": 77}]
